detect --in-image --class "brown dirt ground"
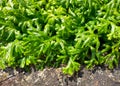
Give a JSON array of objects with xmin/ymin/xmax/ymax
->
[{"xmin": 0, "ymin": 65, "xmax": 120, "ymax": 86}]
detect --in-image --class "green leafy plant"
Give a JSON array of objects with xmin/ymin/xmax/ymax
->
[{"xmin": 0, "ymin": 0, "xmax": 120, "ymax": 75}]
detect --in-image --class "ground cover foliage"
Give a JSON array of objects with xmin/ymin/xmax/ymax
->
[{"xmin": 0, "ymin": 0, "xmax": 120, "ymax": 75}]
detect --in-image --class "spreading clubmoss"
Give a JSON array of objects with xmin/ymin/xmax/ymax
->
[{"xmin": 0, "ymin": 0, "xmax": 120, "ymax": 75}]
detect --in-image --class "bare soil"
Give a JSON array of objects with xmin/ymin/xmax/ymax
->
[{"xmin": 0, "ymin": 65, "xmax": 120, "ymax": 86}]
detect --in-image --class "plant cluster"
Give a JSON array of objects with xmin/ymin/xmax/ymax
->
[{"xmin": 0, "ymin": 0, "xmax": 120, "ymax": 75}]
